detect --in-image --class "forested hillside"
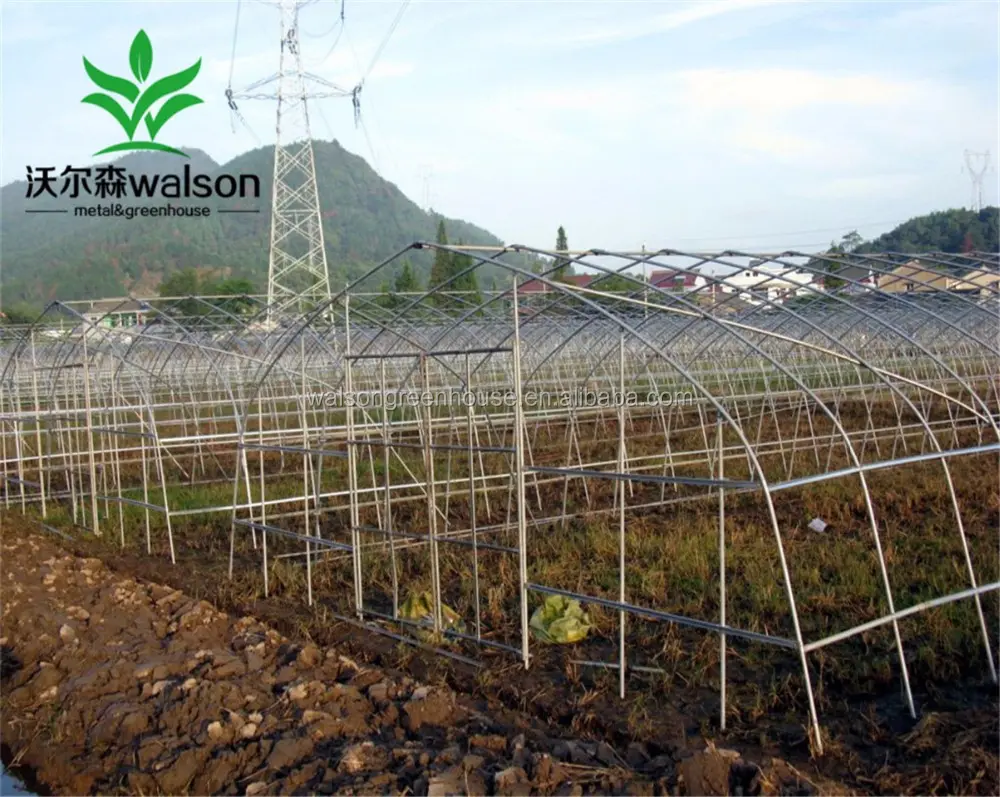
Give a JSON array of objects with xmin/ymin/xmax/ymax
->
[
  {"xmin": 855, "ymin": 207, "xmax": 998, "ymax": 254},
  {"xmin": 0, "ymin": 140, "xmax": 533, "ymax": 308}
]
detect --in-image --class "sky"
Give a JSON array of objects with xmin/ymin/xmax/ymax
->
[{"xmin": 1, "ymin": 0, "xmax": 998, "ymax": 253}]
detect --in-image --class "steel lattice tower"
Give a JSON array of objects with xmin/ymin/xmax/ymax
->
[
  {"xmin": 230, "ymin": 0, "xmax": 356, "ymax": 323},
  {"xmin": 963, "ymin": 149, "xmax": 991, "ymax": 213}
]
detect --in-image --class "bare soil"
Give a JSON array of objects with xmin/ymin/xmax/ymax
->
[
  {"xmin": 2, "ymin": 404, "xmax": 997, "ymax": 795},
  {"xmin": 1, "ymin": 514, "xmax": 835, "ymax": 796}
]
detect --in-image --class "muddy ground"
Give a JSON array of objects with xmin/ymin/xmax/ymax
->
[{"xmin": 1, "ymin": 516, "xmax": 836, "ymax": 796}]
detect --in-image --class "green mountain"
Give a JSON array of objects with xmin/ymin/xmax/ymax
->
[
  {"xmin": 1, "ymin": 140, "xmax": 534, "ymax": 307},
  {"xmin": 854, "ymin": 207, "xmax": 999, "ymax": 255},
  {"xmin": 804, "ymin": 207, "xmax": 998, "ymax": 287}
]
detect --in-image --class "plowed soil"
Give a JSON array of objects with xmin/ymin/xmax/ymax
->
[{"xmin": 1, "ymin": 515, "xmax": 834, "ymax": 796}]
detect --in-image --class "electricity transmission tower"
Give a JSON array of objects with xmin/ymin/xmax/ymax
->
[
  {"xmin": 417, "ymin": 164, "xmax": 433, "ymax": 210},
  {"xmin": 228, "ymin": 0, "xmax": 358, "ymax": 322},
  {"xmin": 963, "ymin": 149, "xmax": 991, "ymax": 212}
]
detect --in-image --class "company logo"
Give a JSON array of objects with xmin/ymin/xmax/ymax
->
[
  {"xmin": 82, "ymin": 29, "xmax": 202, "ymax": 158},
  {"xmin": 21, "ymin": 28, "xmax": 260, "ymax": 222}
]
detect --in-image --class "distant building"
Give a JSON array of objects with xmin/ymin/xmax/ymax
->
[
  {"xmin": 516, "ymin": 274, "xmax": 595, "ymax": 295},
  {"xmin": 814, "ymin": 257, "xmax": 999, "ymax": 296},
  {"xmin": 649, "ymin": 270, "xmax": 706, "ymax": 292},
  {"xmin": 714, "ymin": 265, "xmax": 818, "ymax": 305},
  {"xmin": 827, "ymin": 263, "xmax": 879, "ymax": 293},
  {"xmin": 79, "ymin": 299, "xmax": 148, "ymax": 329},
  {"xmin": 957, "ymin": 268, "xmax": 1000, "ymax": 294},
  {"xmin": 876, "ymin": 259, "xmax": 992, "ymax": 293}
]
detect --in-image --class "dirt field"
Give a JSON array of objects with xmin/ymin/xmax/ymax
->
[
  {"xmin": 1, "ymin": 514, "xmax": 844, "ymax": 796},
  {"xmin": 2, "ymin": 512, "xmax": 998, "ymax": 796}
]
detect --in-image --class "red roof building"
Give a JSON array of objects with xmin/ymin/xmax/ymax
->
[
  {"xmin": 649, "ymin": 270, "xmax": 701, "ymax": 290},
  {"xmin": 517, "ymin": 274, "xmax": 594, "ymax": 294}
]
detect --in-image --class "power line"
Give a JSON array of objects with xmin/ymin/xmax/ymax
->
[
  {"xmin": 300, "ymin": 0, "xmax": 344, "ymax": 38},
  {"xmin": 224, "ymin": 0, "xmax": 261, "ymax": 143},
  {"xmin": 312, "ymin": 12, "xmax": 346, "ymax": 65},
  {"xmin": 670, "ymin": 218, "xmax": 911, "ymax": 244},
  {"xmin": 360, "ymin": 0, "xmax": 410, "ymax": 85},
  {"xmin": 229, "ymin": 0, "xmax": 359, "ymax": 321},
  {"xmin": 227, "ymin": 0, "xmax": 242, "ymax": 90}
]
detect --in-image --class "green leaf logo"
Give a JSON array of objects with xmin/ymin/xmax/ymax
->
[
  {"xmin": 82, "ymin": 29, "xmax": 203, "ymax": 158},
  {"xmin": 129, "ymin": 30, "xmax": 153, "ymax": 83}
]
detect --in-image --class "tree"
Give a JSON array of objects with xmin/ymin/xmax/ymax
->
[
  {"xmin": 0, "ymin": 303, "xmax": 38, "ymax": 325},
  {"xmin": 214, "ymin": 277, "xmax": 255, "ymax": 295},
  {"xmin": 429, "ymin": 219, "xmax": 452, "ymax": 293},
  {"xmin": 371, "ymin": 264, "xmax": 420, "ymax": 313},
  {"xmin": 375, "ymin": 279, "xmax": 397, "ymax": 310},
  {"xmin": 841, "ymin": 230, "xmax": 863, "ymax": 253},
  {"xmin": 586, "ymin": 273, "xmax": 641, "ymax": 312},
  {"xmin": 394, "ymin": 259, "xmax": 420, "ymax": 295},
  {"xmin": 159, "ymin": 269, "xmax": 257, "ymax": 322},
  {"xmin": 212, "ymin": 277, "xmax": 256, "ymax": 317},
  {"xmin": 426, "ymin": 221, "xmax": 480, "ymax": 310},
  {"xmin": 159, "ymin": 268, "xmax": 207, "ymax": 319},
  {"xmin": 810, "ymin": 230, "xmax": 863, "ymax": 291},
  {"xmin": 449, "ymin": 241, "xmax": 481, "ymax": 307},
  {"xmin": 553, "ymin": 226, "xmax": 573, "ymax": 282},
  {"xmin": 159, "ymin": 268, "xmax": 202, "ymax": 297},
  {"xmin": 854, "ymin": 208, "xmax": 998, "ymax": 255}
]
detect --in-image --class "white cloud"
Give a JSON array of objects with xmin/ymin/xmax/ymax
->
[
  {"xmin": 365, "ymin": 60, "xmax": 414, "ymax": 81},
  {"xmin": 2, "ymin": 0, "xmax": 997, "ymax": 251},
  {"xmin": 677, "ymin": 68, "xmax": 925, "ymax": 113},
  {"xmin": 796, "ymin": 175, "xmax": 924, "ymax": 201},
  {"xmin": 0, "ymin": 2, "xmax": 70, "ymax": 45},
  {"xmin": 505, "ymin": 0, "xmax": 797, "ymax": 49},
  {"xmin": 2, "ymin": 20, "xmax": 68, "ymax": 44},
  {"xmin": 877, "ymin": 0, "xmax": 998, "ymax": 40},
  {"xmin": 734, "ymin": 125, "xmax": 824, "ymax": 162},
  {"xmin": 204, "ymin": 52, "xmax": 277, "ymax": 85}
]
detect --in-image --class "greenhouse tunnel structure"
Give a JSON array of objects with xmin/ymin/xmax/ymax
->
[{"xmin": 1, "ymin": 244, "xmax": 998, "ymax": 752}]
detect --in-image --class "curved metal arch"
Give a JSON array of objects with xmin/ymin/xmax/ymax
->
[
  {"xmin": 331, "ymin": 247, "xmax": 869, "ymax": 747},
  {"xmin": 643, "ymin": 252, "xmax": 1000, "ymax": 437},
  {"xmin": 232, "ymin": 246, "xmax": 821, "ymax": 692},
  {"xmin": 646, "ymin": 255, "xmax": 1000, "ymax": 685},
  {"xmin": 462, "ymin": 245, "xmax": 996, "ymax": 720}
]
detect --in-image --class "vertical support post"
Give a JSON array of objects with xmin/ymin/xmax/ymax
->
[
  {"xmin": 718, "ymin": 417, "xmax": 727, "ymax": 730},
  {"xmin": 81, "ymin": 332, "xmax": 100, "ymax": 534},
  {"xmin": 301, "ymin": 336, "xmax": 313, "ymax": 607},
  {"xmin": 1, "ymin": 388, "xmax": 9, "ymax": 511},
  {"xmin": 110, "ymin": 376, "xmax": 125, "ymax": 548},
  {"xmin": 466, "ymin": 354, "xmax": 482, "ymax": 640},
  {"xmin": 345, "ymin": 295, "xmax": 364, "ymax": 618},
  {"xmin": 380, "ymin": 360, "xmax": 399, "ymax": 619},
  {"xmin": 14, "ymin": 414, "xmax": 26, "ymax": 513},
  {"xmin": 257, "ymin": 398, "xmax": 266, "ymax": 544},
  {"xmin": 617, "ymin": 332, "xmax": 627, "ymax": 699},
  {"xmin": 66, "ymin": 389, "xmax": 80, "ymax": 524},
  {"xmin": 512, "ymin": 282, "xmax": 530, "ymax": 668},
  {"xmin": 421, "ymin": 353, "xmax": 443, "ymax": 634},
  {"xmin": 30, "ymin": 331, "xmax": 47, "ymax": 518},
  {"xmin": 10, "ymin": 356, "xmax": 27, "ymax": 513},
  {"xmin": 152, "ymin": 421, "xmax": 176, "ymax": 565},
  {"xmin": 141, "ymin": 424, "xmax": 151, "ymax": 554},
  {"xmin": 642, "ymin": 245, "xmax": 648, "ymax": 320},
  {"xmin": 262, "ymin": 524, "xmax": 270, "ymax": 597},
  {"xmin": 228, "ymin": 442, "xmax": 243, "ymax": 579}
]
